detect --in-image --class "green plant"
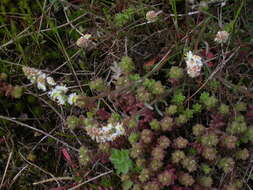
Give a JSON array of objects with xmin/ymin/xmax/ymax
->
[
  {"xmin": 110, "ymin": 149, "xmax": 133, "ymax": 174},
  {"xmin": 114, "ymin": 8, "xmax": 135, "ymax": 27}
]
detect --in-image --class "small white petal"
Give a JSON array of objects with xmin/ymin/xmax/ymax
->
[
  {"xmin": 36, "ymin": 73, "xmax": 47, "ymax": 91},
  {"xmin": 55, "ymin": 85, "xmax": 68, "ymax": 93},
  {"xmin": 68, "ymin": 93, "xmax": 78, "ymax": 105},
  {"xmin": 46, "ymin": 77, "xmax": 56, "ymax": 86},
  {"xmin": 48, "ymin": 85, "xmax": 68, "ymax": 105}
]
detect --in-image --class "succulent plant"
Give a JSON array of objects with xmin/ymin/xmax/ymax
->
[
  {"xmin": 197, "ymin": 176, "xmax": 213, "ymax": 187},
  {"xmin": 98, "ymin": 143, "xmax": 110, "ymax": 153},
  {"xmin": 136, "ymin": 86, "xmax": 153, "ymax": 102},
  {"xmin": 192, "ymin": 124, "xmax": 206, "ymax": 136},
  {"xmin": 66, "ymin": 115, "xmax": 80, "ymax": 129},
  {"xmin": 143, "ymin": 181, "xmax": 160, "ymax": 190},
  {"xmin": 171, "ymin": 150, "xmax": 186, "ymax": 163},
  {"xmin": 141, "ymin": 129, "xmax": 153, "ymax": 144},
  {"xmin": 11, "ymin": 86, "xmax": 23, "ymax": 98},
  {"xmin": 220, "ymin": 135, "xmax": 237, "ymax": 149},
  {"xmin": 0, "ymin": 72, "xmax": 8, "ymax": 80},
  {"xmin": 158, "ymin": 170, "xmax": 176, "ymax": 186},
  {"xmin": 219, "ymin": 104, "xmax": 230, "ymax": 115},
  {"xmin": 119, "ymin": 56, "xmax": 135, "ymax": 73},
  {"xmin": 152, "ymin": 81, "xmax": 165, "ymax": 95},
  {"xmin": 235, "ymin": 148, "xmax": 249, "ymax": 160},
  {"xmin": 132, "ymin": 184, "xmax": 141, "ymax": 190},
  {"xmin": 128, "ymin": 118, "xmax": 138, "ymax": 128},
  {"xmin": 222, "ymin": 181, "xmax": 243, "ymax": 190},
  {"xmin": 218, "ymin": 157, "xmax": 235, "ymax": 173},
  {"xmin": 172, "ymin": 92, "xmax": 186, "ymax": 105},
  {"xmin": 200, "ymin": 163, "xmax": 212, "ymax": 175},
  {"xmin": 200, "ymin": 133, "xmax": 219, "ymax": 147},
  {"xmin": 150, "ymin": 119, "xmax": 161, "ymax": 131},
  {"xmin": 150, "ymin": 159, "xmax": 163, "ymax": 171},
  {"xmin": 183, "ymin": 109, "xmax": 194, "ymax": 119},
  {"xmin": 168, "ymin": 66, "xmax": 184, "ymax": 80},
  {"xmin": 128, "ymin": 132, "xmax": 140, "ymax": 144},
  {"xmin": 173, "ymin": 137, "xmax": 189, "ymax": 149},
  {"xmin": 136, "ymin": 158, "xmax": 146, "ymax": 168},
  {"xmin": 176, "ymin": 114, "xmax": 188, "ymax": 125},
  {"xmin": 178, "ymin": 172, "xmax": 195, "ymax": 186},
  {"xmin": 157, "ymin": 136, "xmax": 171, "ymax": 149},
  {"xmin": 166, "ymin": 105, "xmax": 178, "ymax": 115},
  {"xmin": 181, "ymin": 157, "xmax": 198, "ymax": 172},
  {"xmin": 79, "ymin": 146, "xmax": 90, "ymax": 166},
  {"xmin": 130, "ymin": 143, "xmax": 143, "ymax": 158},
  {"xmin": 151, "ymin": 147, "xmax": 165, "ymax": 160},
  {"xmin": 227, "ymin": 116, "xmax": 247, "ymax": 135},
  {"xmin": 235, "ymin": 102, "xmax": 247, "ymax": 112},
  {"xmin": 206, "ymin": 96, "xmax": 218, "ymax": 108},
  {"xmin": 160, "ymin": 116, "xmax": 174, "ymax": 131},
  {"xmin": 192, "ymin": 103, "xmax": 202, "ymax": 113},
  {"xmin": 201, "ymin": 147, "xmax": 217, "ymax": 161},
  {"xmin": 138, "ymin": 168, "xmax": 150, "ymax": 183},
  {"xmin": 89, "ymin": 78, "xmax": 105, "ymax": 91}
]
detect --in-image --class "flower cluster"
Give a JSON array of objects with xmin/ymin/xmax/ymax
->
[
  {"xmin": 85, "ymin": 122, "xmax": 125, "ymax": 143},
  {"xmin": 76, "ymin": 33, "xmax": 92, "ymax": 48},
  {"xmin": 146, "ymin": 10, "xmax": 158, "ymax": 22},
  {"xmin": 215, "ymin": 31, "xmax": 229, "ymax": 44},
  {"xmin": 48, "ymin": 85, "xmax": 68, "ymax": 105},
  {"xmin": 184, "ymin": 51, "xmax": 203, "ymax": 78},
  {"xmin": 48, "ymin": 86, "xmax": 79, "ymax": 106},
  {"xmin": 23, "ymin": 66, "xmax": 79, "ymax": 106},
  {"xmin": 22, "ymin": 66, "xmax": 56, "ymax": 91}
]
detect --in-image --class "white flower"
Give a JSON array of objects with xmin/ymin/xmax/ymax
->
[
  {"xmin": 184, "ymin": 51, "xmax": 203, "ymax": 78},
  {"xmin": 46, "ymin": 77, "xmax": 56, "ymax": 86},
  {"xmin": 110, "ymin": 62, "xmax": 122, "ymax": 81},
  {"xmin": 23, "ymin": 66, "xmax": 57, "ymax": 90},
  {"xmin": 22, "ymin": 66, "xmax": 41, "ymax": 84},
  {"xmin": 48, "ymin": 85, "xmax": 68, "ymax": 105},
  {"xmin": 187, "ymin": 65, "xmax": 202, "ymax": 78},
  {"xmin": 146, "ymin": 10, "xmax": 158, "ymax": 22},
  {"xmin": 68, "ymin": 93, "xmax": 79, "ymax": 105},
  {"xmin": 76, "ymin": 34, "xmax": 92, "ymax": 48},
  {"xmin": 54, "ymin": 85, "xmax": 68, "ymax": 93},
  {"xmin": 85, "ymin": 122, "xmax": 125, "ymax": 143},
  {"xmin": 215, "ymin": 31, "xmax": 229, "ymax": 44},
  {"xmin": 185, "ymin": 51, "xmax": 203, "ymax": 67},
  {"xmin": 36, "ymin": 73, "xmax": 47, "ymax": 91}
]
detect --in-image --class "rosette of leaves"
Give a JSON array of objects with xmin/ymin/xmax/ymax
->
[{"xmin": 110, "ymin": 149, "xmax": 134, "ymax": 174}]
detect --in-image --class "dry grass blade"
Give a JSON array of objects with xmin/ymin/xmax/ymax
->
[{"xmin": 0, "ymin": 115, "xmax": 78, "ymax": 152}]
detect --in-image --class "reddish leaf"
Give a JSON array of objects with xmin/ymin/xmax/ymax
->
[
  {"xmin": 0, "ymin": 138, "xmax": 5, "ymax": 144},
  {"xmin": 61, "ymin": 148, "xmax": 77, "ymax": 169},
  {"xmin": 202, "ymin": 49, "xmax": 215, "ymax": 67},
  {"xmin": 97, "ymin": 108, "xmax": 111, "ymax": 120},
  {"xmin": 248, "ymin": 58, "xmax": 253, "ymax": 68},
  {"xmin": 144, "ymin": 58, "xmax": 156, "ymax": 68}
]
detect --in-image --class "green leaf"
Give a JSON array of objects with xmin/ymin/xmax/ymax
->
[
  {"xmin": 109, "ymin": 149, "xmax": 133, "ymax": 174},
  {"xmin": 122, "ymin": 180, "xmax": 133, "ymax": 190}
]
